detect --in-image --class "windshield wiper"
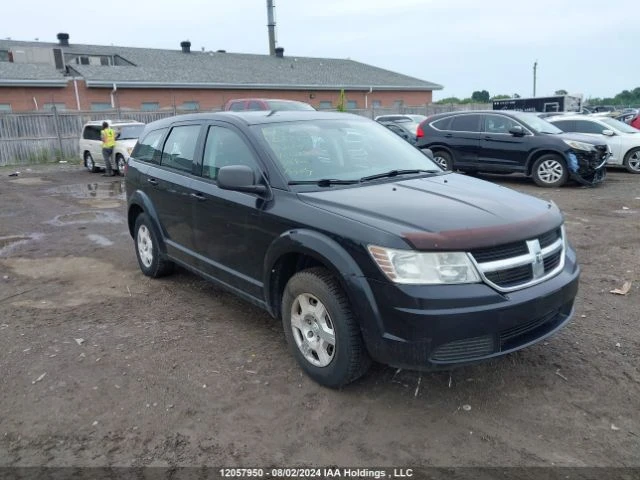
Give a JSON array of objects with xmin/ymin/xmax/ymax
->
[
  {"xmin": 288, "ymin": 179, "xmax": 359, "ymax": 187},
  {"xmin": 360, "ymin": 169, "xmax": 440, "ymax": 182}
]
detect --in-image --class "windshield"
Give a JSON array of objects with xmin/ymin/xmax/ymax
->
[
  {"xmin": 600, "ymin": 117, "xmax": 639, "ymax": 134},
  {"xmin": 255, "ymin": 118, "xmax": 439, "ymax": 183},
  {"xmin": 265, "ymin": 100, "xmax": 315, "ymax": 111},
  {"xmin": 117, "ymin": 125, "xmax": 144, "ymax": 140},
  {"xmin": 511, "ymin": 112, "xmax": 563, "ymax": 134}
]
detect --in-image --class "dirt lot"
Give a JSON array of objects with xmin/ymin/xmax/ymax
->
[{"xmin": 0, "ymin": 164, "xmax": 638, "ymax": 468}]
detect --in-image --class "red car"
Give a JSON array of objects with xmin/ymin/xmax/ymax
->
[{"xmin": 223, "ymin": 98, "xmax": 315, "ymax": 112}]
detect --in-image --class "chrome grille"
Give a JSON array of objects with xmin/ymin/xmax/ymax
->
[{"xmin": 470, "ymin": 226, "xmax": 565, "ymax": 292}]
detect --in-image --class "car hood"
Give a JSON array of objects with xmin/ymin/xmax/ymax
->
[
  {"xmin": 557, "ymin": 132, "xmax": 608, "ymax": 147},
  {"xmin": 298, "ymin": 173, "xmax": 563, "ymax": 251}
]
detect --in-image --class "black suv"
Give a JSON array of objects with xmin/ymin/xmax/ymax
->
[
  {"xmin": 126, "ymin": 111, "xmax": 579, "ymax": 388},
  {"xmin": 416, "ymin": 110, "xmax": 609, "ymax": 187}
]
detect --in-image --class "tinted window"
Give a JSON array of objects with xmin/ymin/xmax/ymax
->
[
  {"xmin": 141, "ymin": 102, "xmax": 159, "ymax": 111},
  {"xmin": 347, "ymin": 100, "xmax": 358, "ymax": 109},
  {"xmin": 117, "ymin": 125, "xmax": 144, "ymax": 140},
  {"xmin": 430, "ymin": 117, "xmax": 452, "ymax": 130},
  {"xmin": 450, "ymin": 115, "xmax": 481, "ymax": 132},
  {"xmin": 247, "ymin": 101, "xmax": 264, "ymax": 111},
  {"xmin": 91, "ymin": 103, "xmax": 112, "ymax": 111},
  {"xmin": 161, "ymin": 125, "xmax": 201, "ymax": 173},
  {"xmin": 229, "ymin": 101, "xmax": 245, "ymax": 111},
  {"xmin": 202, "ymin": 126, "xmax": 259, "ymax": 180},
  {"xmin": 319, "ymin": 101, "xmax": 333, "ymax": 110},
  {"xmin": 483, "ymin": 114, "xmax": 518, "ymax": 134},
  {"xmin": 551, "ymin": 120, "xmax": 575, "ymax": 132},
  {"xmin": 132, "ymin": 129, "xmax": 167, "ymax": 164},
  {"xmin": 0, "ymin": 103, "xmax": 11, "ymax": 112},
  {"xmin": 573, "ymin": 120, "xmax": 606, "ymax": 134},
  {"xmin": 266, "ymin": 100, "xmax": 315, "ymax": 111},
  {"xmin": 82, "ymin": 125, "xmax": 101, "ymax": 140},
  {"xmin": 181, "ymin": 101, "xmax": 199, "ymax": 111}
]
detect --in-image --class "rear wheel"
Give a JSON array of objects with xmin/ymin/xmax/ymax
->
[
  {"xmin": 133, "ymin": 213, "xmax": 174, "ymax": 278},
  {"xmin": 84, "ymin": 152, "xmax": 98, "ymax": 173},
  {"xmin": 532, "ymin": 154, "xmax": 568, "ymax": 187},
  {"xmin": 282, "ymin": 267, "xmax": 371, "ymax": 388},
  {"xmin": 432, "ymin": 150, "xmax": 453, "ymax": 170},
  {"xmin": 623, "ymin": 148, "xmax": 640, "ymax": 173}
]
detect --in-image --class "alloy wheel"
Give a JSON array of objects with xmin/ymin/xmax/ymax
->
[{"xmin": 536, "ymin": 159, "xmax": 564, "ymax": 184}]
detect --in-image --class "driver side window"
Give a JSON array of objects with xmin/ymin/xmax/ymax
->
[
  {"xmin": 484, "ymin": 115, "xmax": 518, "ymax": 134},
  {"xmin": 202, "ymin": 126, "xmax": 259, "ymax": 181}
]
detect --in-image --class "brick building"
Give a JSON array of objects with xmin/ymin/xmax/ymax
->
[{"xmin": 0, "ymin": 34, "xmax": 442, "ymax": 113}]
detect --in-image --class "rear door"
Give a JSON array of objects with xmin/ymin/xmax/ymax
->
[
  {"xmin": 444, "ymin": 114, "xmax": 482, "ymax": 167},
  {"xmin": 142, "ymin": 122, "xmax": 205, "ymax": 265},
  {"xmin": 479, "ymin": 114, "xmax": 530, "ymax": 172}
]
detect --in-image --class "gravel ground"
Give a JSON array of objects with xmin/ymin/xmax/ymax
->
[{"xmin": 0, "ymin": 164, "xmax": 638, "ymax": 468}]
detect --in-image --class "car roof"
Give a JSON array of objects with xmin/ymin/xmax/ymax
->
[
  {"xmin": 83, "ymin": 119, "xmax": 144, "ymax": 126},
  {"xmin": 143, "ymin": 111, "xmax": 367, "ymax": 129},
  {"xmin": 226, "ymin": 98, "xmax": 309, "ymax": 104}
]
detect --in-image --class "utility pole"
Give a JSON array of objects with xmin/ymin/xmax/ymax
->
[
  {"xmin": 266, "ymin": 0, "xmax": 276, "ymax": 56},
  {"xmin": 533, "ymin": 60, "xmax": 538, "ymax": 97}
]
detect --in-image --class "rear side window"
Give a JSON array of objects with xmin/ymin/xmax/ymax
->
[
  {"xmin": 161, "ymin": 125, "xmax": 201, "ymax": 173},
  {"xmin": 82, "ymin": 126, "xmax": 101, "ymax": 140},
  {"xmin": 573, "ymin": 120, "xmax": 606, "ymax": 134},
  {"xmin": 551, "ymin": 120, "xmax": 575, "ymax": 132},
  {"xmin": 430, "ymin": 117, "xmax": 453, "ymax": 131},
  {"xmin": 132, "ymin": 128, "xmax": 167, "ymax": 164},
  {"xmin": 450, "ymin": 115, "xmax": 481, "ymax": 132}
]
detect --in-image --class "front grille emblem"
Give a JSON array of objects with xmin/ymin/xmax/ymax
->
[{"xmin": 527, "ymin": 239, "xmax": 545, "ymax": 279}]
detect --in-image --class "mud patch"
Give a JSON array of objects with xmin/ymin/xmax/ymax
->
[
  {"xmin": 2, "ymin": 257, "xmax": 139, "ymax": 308},
  {"xmin": 9, "ymin": 177, "xmax": 51, "ymax": 186},
  {"xmin": 0, "ymin": 234, "xmax": 44, "ymax": 257},
  {"xmin": 46, "ymin": 211, "xmax": 124, "ymax": 226},
  {"xmin": 87, "ymin": 234, "xmax": 114, "ymax": 247}
]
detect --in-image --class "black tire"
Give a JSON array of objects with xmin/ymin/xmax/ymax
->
[
  {"xmin": 84, "ymin": 152, "xmax": 98, "ymax": 173},
  {"xmin": 531, "ymin": 154, "xmax": 568, "ymax": 188},
  {"xmin": 282, "ymin": 267, "xmax": 371, "ymax": 388},
  {"xmin": 133, "ymin": 213, "xmax": 174, "ymax": 278},
  {"xmin": 116, "ymin": 154, "xmax": 127, "ymax": 176},
  {"xmin": 623, "ymin": 147, "xmax": 640, "ymax": 174},
  {"xmin": 432, "ymin": 150, "xmax": 453, "ymax": 170}
]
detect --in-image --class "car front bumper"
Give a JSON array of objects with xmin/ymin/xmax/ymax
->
[
  {"xmin": 353, "ymin": 247, "xmax": 580, "ymax": 370},
  {"xmin": 567, "ymin": 148, "xmax": 609, "ymax": 186}
]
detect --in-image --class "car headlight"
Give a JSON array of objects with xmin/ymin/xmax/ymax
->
[
  {"xmin": 368, "ymin": 245, "xmax": 481, "ymax": 284},
  {"xmin": 563, "ymin": 139, "xmax": 594, "ymax": 151}
]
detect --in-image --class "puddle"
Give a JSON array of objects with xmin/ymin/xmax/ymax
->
[
  {"xmin": 46, "ymin": 211, "xmax": 124, "ymax": 226},
  {"xmin": 0, "ymin": 234, "xmax": 44, "ymax": 257},
  {"xmin": 46, "ymin": 181, "xmax": 125, "ymax": 200},
  {"xmin": 9, "ymin": 177, "xmax": 51, "ymax": 186}
]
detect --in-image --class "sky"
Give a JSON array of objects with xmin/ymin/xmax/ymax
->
[{"xmin": 4, "ymin": 0, "xmax": 637, "ymax": 100}]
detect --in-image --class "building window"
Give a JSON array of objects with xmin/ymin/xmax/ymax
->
[
  {"xmin": 0, "ymin": 103, "xmax": 12, "ymax": 112},
  {"xmin": 393, "ymin": 100, "xmax": 404, "ymax": 109},
  {"xmin": 43, "ymin": 103, "xmax": 66, "ymax": 112},
  {"xmin": 181, "ymin": 101, "xmax": 199, "ymax": 111},
  {"xmin": 318, "ymin": 101, "xmax": 332, "ymax": 110},
  {"xmin": 372, "ymin": 100, "xmax": 382, "ymax": 108},
  {"xmin": 0, "ymin": 50, "xmax": 9, "ymax": 62},
  {"xmin": 141, "ymin": 102, "xmax": 160, "ymax": 111},
  {"xmin": 91, "ymin": 102, "xmax": 112, "ymax": 111},
  {"xmin": 347, "ymin": 100, "xmax": 358, "ymax": 109}
]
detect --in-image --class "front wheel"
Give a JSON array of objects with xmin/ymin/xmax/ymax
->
[
  {"xmin": 133, "ymin": 213, "xmax": 174, "ymax": 278},
  {"xmin": 623, "ymin": 148, "xmax": 640, "ymax": 173},
  {"xmin": 431, "ymin": 150, "xmax": 453, "ymax": 170},
  {"xmin": 282, "ymin": 267, "xmax": 371, "ymax": 388},
  {"xmin": 532, "ymin": 154, "xmax": 568, "ymax": 188},
  {"xmin": 116, "ymin": 154, "xmax": 127, "ymax": 176}
]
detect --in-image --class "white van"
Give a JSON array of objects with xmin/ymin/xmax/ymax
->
[{"xmin": 79, "ymin": 120, "xmax": 145, "ymax": 175}]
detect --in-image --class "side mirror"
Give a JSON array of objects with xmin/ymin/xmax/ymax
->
[
  {"xmin": 422, "ymin": 148, "xmax": 435, "ymax": 160},
  {"xmin": 509, "ymin": 126, "xmax": 525, "ymax": 136},
  {"xmin": 217, "ymin": 165, "xmax": 267, "ymax": 195},
  {"xmin": 602, "ymin": 129, "xmax": 615, "ymax": 137}
]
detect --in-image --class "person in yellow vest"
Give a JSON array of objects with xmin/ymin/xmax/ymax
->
[{"xmin": 100, "ymin": 121, "xmax": 117, "ymax": 176}]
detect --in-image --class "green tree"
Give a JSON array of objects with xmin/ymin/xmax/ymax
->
[
  {"xmin": 491, "ymin": 94, "xmax": 511, "ymax": 100},
  {"xmin": 471, "ymin": 90, "xmax": 490, "ymax": 102},
  {"xmin": 555, "ymin": 89, "xmax": 568, "ymax": 95},
  {"xmin": 336, "ymin": 89, "xmax": 346, "ymax": 112},
  {"xmin": 435, "ymin": 97, "xmax": 462, "ymax": 104}
]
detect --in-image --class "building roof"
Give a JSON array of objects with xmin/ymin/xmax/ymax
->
[
  {"xmin": 0, "ymin": 62, "xmax": 68, "ymax": 86},
  {"xmin": 0, "ymin": 38, "xmax": 443, "ymax": 91}
]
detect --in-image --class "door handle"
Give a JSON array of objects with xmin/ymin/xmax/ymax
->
[
  {"xmin": 147, "ymin": 178, "xmax": 158, "ymax": 185},
  {"xmin": 190, "ymin": 192, "xmax": 206, "ymax": 201},
  {"xmin": 444, "ymin": 133, "xmax": 453, "ymax": 138}
]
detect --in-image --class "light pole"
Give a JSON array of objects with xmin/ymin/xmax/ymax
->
[{"xmin": 533, "ymin": 60, "xmax": 538, "ymax": 97}]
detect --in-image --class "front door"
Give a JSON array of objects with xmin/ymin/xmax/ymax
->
[{"xmin": 479, "ymin": 114, "xmax": 529, "ymax": 172}]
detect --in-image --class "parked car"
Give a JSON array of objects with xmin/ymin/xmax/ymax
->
[
  {"xmin": 79, "ymin": 120, "xmax": 145, "ymax": 175},
  {"xmin": 223, "ymin": 98, "xmax": 315, "ymax": 112},
  {"xmin": 377, "ymin": 120, "xmax": 417, "ymax": 145},
  {"xmin": 416, "ymin": 110, "xmax": 609, "ymax": 187},
  {"xmin": 547, "ymin": 115, "xmax": 640, "ymax": 173},
  {"xmin": 126, "ymin": 111, "xmax": 580, "ymax": 388},
  {"xmin": 374, "ymin": 114, "xmax": 427, "ymax": 136}
]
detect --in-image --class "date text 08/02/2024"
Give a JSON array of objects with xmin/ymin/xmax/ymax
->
[{"xmin": 218, "ymin": 468, "xmax": 414, "ymax": 478}]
